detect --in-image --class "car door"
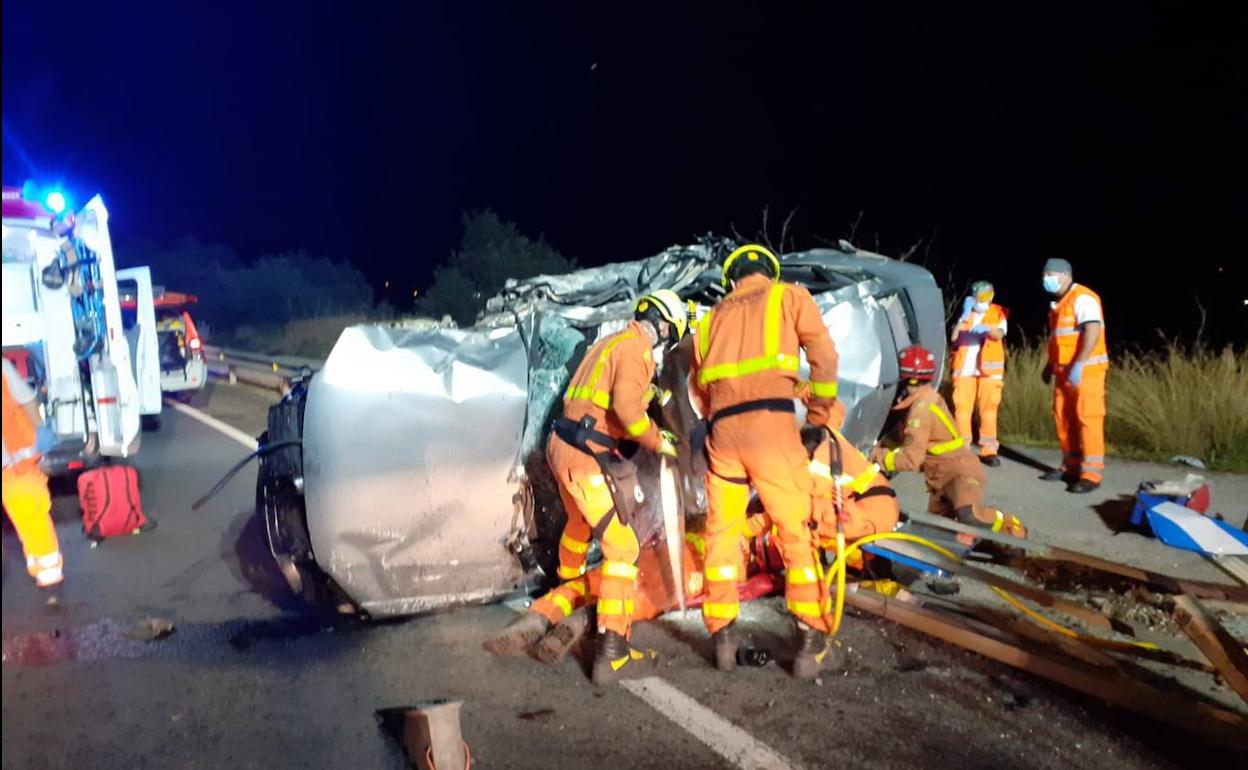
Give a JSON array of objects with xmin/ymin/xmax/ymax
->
[{"xmin": 117, "ymin": 266, "xmax": 162, "ymax": 416}]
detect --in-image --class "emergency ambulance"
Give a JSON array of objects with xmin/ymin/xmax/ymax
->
[{"xmin": 2, "ymin": 186, "xmax": 161, "ymax": 475}]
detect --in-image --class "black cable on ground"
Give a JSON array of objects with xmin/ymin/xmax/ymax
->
[{"xmin": 191, "ymin": 440, "xmax": 302, "ymax": 511}]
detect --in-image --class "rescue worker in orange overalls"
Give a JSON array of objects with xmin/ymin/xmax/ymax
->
[
  {"xmin": 950, "ymin": 280, "xmax": 1008, "ymax": 466},
  {"xmin": 519, "ymin": 423, "xmax": 899, "ymax": 666},
  {"xmin": 2, "ymin": 358, "xmax": 64, "ymax": 598},
  {"xmin": 746, "ymin": 423, "xmax": 899, "ymax": 551},
  {"xmin": 869, "ymin": 345, "xmax": 1027, "ymax": 538},
  {"xmin": 689, "ymin": 243, "xmax": 843, "ymax": 679},
  {"xmin": 1040, "ymin": 258, "xmax": 1109, "ymax": 493},
  {"xmin": 484, "ymin": 290, "xmax": 688, "ymax": 686}
]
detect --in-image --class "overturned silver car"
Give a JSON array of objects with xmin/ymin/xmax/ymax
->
[{"xmin": 258, "ymin": 240, "xmax": 945, "ymax": 616}]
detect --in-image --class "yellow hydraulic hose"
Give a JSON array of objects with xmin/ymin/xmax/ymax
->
[
  {"xmin": 990, "ymin": 586, "xmax": 1161, "ymax": 651},
  {"xmin": 831, "ymin": 531, "xmax": 846, "ymax": 634},
  {"xmin": 822, "ymin": 530, "xmax": 1158, "ymax": 652}
]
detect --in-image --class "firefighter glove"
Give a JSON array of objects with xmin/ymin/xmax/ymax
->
[{"xmin": 659, "ymin": 430, "xmax": 680, "ymax": 458}]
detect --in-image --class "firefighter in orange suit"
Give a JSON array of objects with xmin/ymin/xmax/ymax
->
[
  {"xmin": 870, "ymin": 345, "xmax": 1026, "ymax": 538},
  {"xmin": 1040, "ymin": 258, "xmax": 1108, "ymax": 493},
  {"xmin": 2, "ymin": 359, "xmax": 64, "ymax": 597},
  {"xmin": 689, "ymin": 243, "xmax": 843, "ymax": 679},
  {"xmin": 950, "ymin": 280, "xmax": 1008, "ymax": 466},
  {"xmin": 484, "ymin": 290, "xmax": 687, "ymax": 686},
  {"xmin": 747, "ymin": 423, "xmax": 899, "ymax": 547}
]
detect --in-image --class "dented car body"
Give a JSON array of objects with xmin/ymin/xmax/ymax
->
[{"xmin": 259, "ymin": 241, "xmax": 945, "ymax": 617}]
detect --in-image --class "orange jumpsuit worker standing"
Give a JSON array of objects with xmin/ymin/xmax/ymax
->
[
  {"xmin": 870, "ymin": 345, "xmax": 1026, "ymax": 538},
  {"xmin": 484, "ymin": 290, "xmax": 687, "ymax": 686},
  {"xmin": 1040, "ymin": 258, "xmax": 1109, "ymax": 493},
  {"xmin": 2, "ymin": 358, "xmax": 64, "ymax": 596},
  {"xmin": 689, "ymin": 243, "xmax": 843, "ymax": 679},
  {"xmin": 950, "ymin": 280, "xmax": 1008, "ymax": 466}
]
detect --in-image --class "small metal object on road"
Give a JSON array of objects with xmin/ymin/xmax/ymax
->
[
  {"xmin": 122, "ymin": 617, "xmax": 175, "ymax": 641},
  {"xmin": 735, "ymin": 646, "xmax": 772, "ymax": 667},
  {"xmin": 392, "ymin": 700, "xmax": 468, "ymax": 770}
]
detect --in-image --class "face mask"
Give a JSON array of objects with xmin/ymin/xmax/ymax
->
[
  {"xmin": 973, "ymin": 301, "xmax": 989, "ymax": 313},
  {"xmin": 1043, "ymin": 275, "xmax": 1061, "ymax": 294}
]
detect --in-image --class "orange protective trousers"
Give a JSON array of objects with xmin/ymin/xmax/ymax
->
[
  {"xmin": 544, "ymin": 436, "xmax": 640, "ymax": 637},
  {"xmin": 951, "ymin": 376, "xmax": 1003, "ymax": 457},
  {"xmin": 1053, "ymin": 368, "xmax": 1106, "ymax": 483},
  {"xmin": 2, "ymin": 462, "xmax": 62, "ymax": 587},
  {"xmin": 702, "ymin": 411, "xmax": 830, "ymax": 634},
  {"xmin": 532, "ymin": 540, "xmax": 698, "ymax": 626}
]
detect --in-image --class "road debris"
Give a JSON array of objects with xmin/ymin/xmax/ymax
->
[{"xmin": 122, "ymin": 617, "xmax": 176, "ymax": 641}]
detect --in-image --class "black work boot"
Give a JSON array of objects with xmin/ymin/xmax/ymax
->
[
  {"xmin": 792, "ymin": 622, "xmax": 842, "ymax": 679},
  {"xmin": 980, "ymin": 455, "xmax": 1001, "ymax": 467},
  {"xmin": 482, "ymin": 612, "xmax": 550, "ymax": 656},
  {"xmin": 534, "ymin": 607, "xmax": 590, "ymax": 665},
  {"xmin": 713, "ymin": 622, "xmax": 739, "ymax": 673},
  {"xmin": 591, "ymin": 630, "xmax": 657, "ymax": 687},
  {"xmin": 1067, "ymin": 479, "xmax": 1101, "ymax": 494}
]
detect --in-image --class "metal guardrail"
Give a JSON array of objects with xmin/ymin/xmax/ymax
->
[{"xmin": 203, "ymin": 344, "xmax": 325, "ymax": 393}]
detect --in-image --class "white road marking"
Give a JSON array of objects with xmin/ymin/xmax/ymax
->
[
  {"xmin": 621, "ymin": 676, "xmax": 802, "ymax": 770},
  {"xmin": 164, "ymin": 399, "xmax": 259, "ymax": 451}
]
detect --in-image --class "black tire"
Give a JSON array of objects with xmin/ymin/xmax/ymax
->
[
  {"xmin": 257, "ymin": 461, "xmax": 347, "ymax": 611},
  {"xmin": 141, "ymin": 414, "xmax": 161, "ymax": 432}
]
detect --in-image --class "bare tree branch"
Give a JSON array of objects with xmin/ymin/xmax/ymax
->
[
  {"xmin": 848, "ymin": 210, "xmax": 864, "ymax": 242},
  {"xmin": 780, "ymin": 207, "xmax": 798, "ymax": 253}
]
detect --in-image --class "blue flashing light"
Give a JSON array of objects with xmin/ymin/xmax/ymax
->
[{"xmin": 45, "ymin": 190, "xmax": 67, "ymax": 213}]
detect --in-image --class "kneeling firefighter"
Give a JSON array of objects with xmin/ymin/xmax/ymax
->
[
  {"xmin": 869, "ymin": 345, "xmax": 1026, "ymax": 539},
  {"xmin": 484, "ymin": 290, "xmax": 687, "ymax": 686}
]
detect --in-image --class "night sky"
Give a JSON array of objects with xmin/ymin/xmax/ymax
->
[{"xmin": 4, "ymin": 1, "xmax": 1244, "ymax": 344}]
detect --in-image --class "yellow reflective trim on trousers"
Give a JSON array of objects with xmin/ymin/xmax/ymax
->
[
  {"xmin": 698, "ymin": 284, "xmax": 798, "ymax": 386},
  {"xmin": 558, "ymin": 565, "xmax": 585, "ymax": 580},
  {"xmin": 566, "ymin": 580, "xmax": 588, "ymax": 597},
  {"xmin": 787, "ymin": 599, "xmax": 832, "ymax": 617},
  {"xmin": 597, "ymin": 598, "xmax": 635, "ymax": 616},
  {"xmin": 991, "ymin": 510, "xmax": 1005, "ymax": 533},
  {"xmin": 560, "ymin": 534, "xmax": 590, "ymax": 555},
  {"xmin": 787, "ymin": 566, "xmax": 819, "ymax": 585},
  {"xmin": 551, "ymin": 593, "xmax": 575, "ymax": 617},
  {"xmin": 702, "ymin": 601, "xmax": 740, "ymax": 619},
  {"xmin": 808, "ymin": 380, "xmax": 838, "ymax": 398},
  {"xmin": 926, "ymin": 403, "xmax": 966, "ymax": 455},
  {"xmin": 625, "ymin": 414, "xmax": 651, "ymax": 437},
  {"xmin": 565, "ymin": 333, "xmax": 635, "ymax": 408},
  {"xmin": 602, "ymin": 561, "xmax": 640, "ymax": 580},
  {"xmin": 705, "ymin": 564, "xmax": 738, "ymax": 582}
]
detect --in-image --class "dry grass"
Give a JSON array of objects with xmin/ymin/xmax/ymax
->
[
  {"xmin": 229, "ymin": 314, "xmax": 373, "ymax": 359},
  {"xmin": 995, "ymin": 341, "xmax": 1248, "ymax": 473}
]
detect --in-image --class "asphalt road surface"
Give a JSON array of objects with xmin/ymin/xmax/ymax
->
[{"xmin": 3, "ymin": 381, "xmax": 1245, "ymax": 769}]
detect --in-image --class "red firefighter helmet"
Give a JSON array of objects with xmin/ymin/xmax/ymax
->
[{"xmin": 898, "ymin": 344, "xmax": 938, "ymax": 382}]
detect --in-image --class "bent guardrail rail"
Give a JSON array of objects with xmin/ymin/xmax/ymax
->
[{"xmin": 203, "ymin": 344, "xmax": 325, "ymax": 393}]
